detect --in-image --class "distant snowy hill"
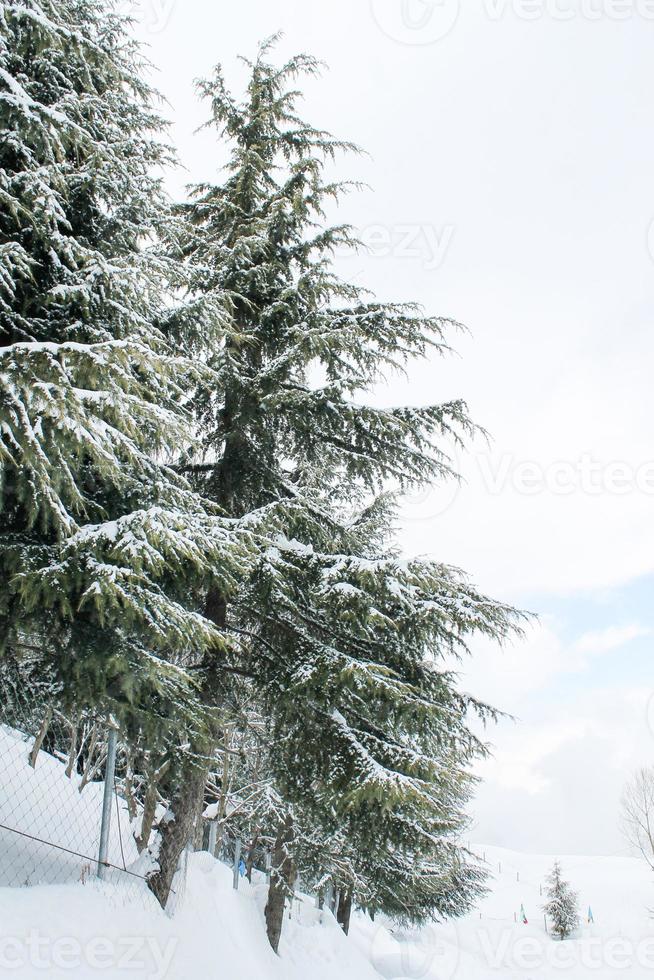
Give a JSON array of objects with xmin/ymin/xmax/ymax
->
[
  {"xmin": 1, "ymin": 723, "xmax": 653, "ymax": 978},
  {"xmin": 359, "ymin": 843, "xmax": 654, "ymax": 980}
]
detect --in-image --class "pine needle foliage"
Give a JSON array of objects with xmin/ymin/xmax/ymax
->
[{"xmin": 0, "ymin": 0, "xmax": 251, "ymax": 722}]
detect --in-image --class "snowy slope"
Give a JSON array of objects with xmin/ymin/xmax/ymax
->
[
  {"xmin": 352, "ymin": 844, "xmax": 654, "ymax": 979},
  {"xmin": 1, "ymin": 723, "xmax": 653, "ymax": 978}
]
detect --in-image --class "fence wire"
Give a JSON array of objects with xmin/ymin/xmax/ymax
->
[{"xmin": 0, "ymin": 657, "xmax": 170, "ymax": 908}]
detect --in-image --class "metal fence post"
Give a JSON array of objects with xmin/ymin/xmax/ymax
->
[
  {"xmin": 97, "ymin": 725, "xmax": 118, "ymax": 880},
  {"xmin": 208, "ymin": 820, "xmax": 218, "ymax": 857},
  {"xmin": 233, "ymin": 837, "xmax": 242, "ymax": 890}
]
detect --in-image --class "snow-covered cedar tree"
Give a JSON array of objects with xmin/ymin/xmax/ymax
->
[
  {"xmin": 543, "ymin": 862, "xmax": 580, "ymax": 940},
  {"xmin": 0, "ymin": 0, "xmax": 250, "ymax": 737},
  {"xmin": 243, "ymin": 493, "xmax": 502, "ymax": 934},
  {"xmin": 151, "ymin": 36, "xmax": 526, "ymax": 937}
]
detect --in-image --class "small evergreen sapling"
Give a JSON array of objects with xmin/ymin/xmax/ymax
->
[{"xmin": 543, "ymin": 862, "xmax": 580, "ymax": 940}]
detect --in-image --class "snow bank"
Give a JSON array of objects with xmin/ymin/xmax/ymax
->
[{"xmin": 0, "ymin": 856, "xmax": 382, "ymax": 979}]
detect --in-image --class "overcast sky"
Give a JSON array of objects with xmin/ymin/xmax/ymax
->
[{"xmin": 130, "ymin": 0, "xmax": 654, "ymax": 857}]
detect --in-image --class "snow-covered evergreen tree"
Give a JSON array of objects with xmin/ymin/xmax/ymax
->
[
  {"xmin": 543, "ymin": 862, "xmax": 580, "ymax": 940},
  {"xmin": 151, "ymin": 37, "xmax": 525, "ymax": 935},
  {"xmin": 0, "ymin": 0, "xmax": 249, "ymax": 729},
  {"xmin": 246, "ymin": 493, "xmax": 503, "ymax": 931}
]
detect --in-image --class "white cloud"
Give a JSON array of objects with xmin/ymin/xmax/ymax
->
[
  {"xmin": 461, "ymin": 619, "xmax": 654, "ymax": 852},
  {"xmin": 574, "ymin": 624, "xmax": 652, "ymax": 656},
  {"xmin": 472, "ymin": 687, "xmax": 654, "ymax": 855},
  {"xmin": 457, "ymin": 620, "xmax": 578, "ymax": 712}
]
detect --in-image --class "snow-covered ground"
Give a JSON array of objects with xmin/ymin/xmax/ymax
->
[
  {"xmin": 1, "ymin": 723, "xmax": 653, "ymax": 978},
  {"xmin": 2, "ymin": 846, "xmax": 653, "ymax": 979},
  {"xmin": 0, "ymin": 856, "xmax": 381, "ymax": 980},
  {"xmin": 355, "ymin": 844, "xmax": 654, "ymax": 980}
]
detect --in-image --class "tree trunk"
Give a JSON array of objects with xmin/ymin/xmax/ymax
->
[
  {"xmin": 122, "ymin": 748, "xmax": 139, "ymax": 822},
  {"xmin": 264, "ymin": 814, "xmax": 296, "ymax": 954},
  {"xmin": 245, "ymin": 829, "xmax": 260, "ymax": 883},
  {"xmin": 193, "ymin": 792, "xmax": 206, "ymax": 851},
  {"xmin": 212, "ymin": 727, "xmax": 233, "ymax": 852},
  {"xmin": 147, "ymin": 757, "xmax": 211, "ymax": 908},
  {"xmin": 146, "ymin": 585, "xmax": 226, "ymax": 908},
  {"xmin": 28, "ymin": 707, "xmax": 52, "ymax": 769},
  {"xmin": 78, "ymin": 723, "xmax": 99, "ymax": 791},
  {"xmin": 147, "ymin": 759, "xmax": 207, "ymax": 909},
  {"xmin": 136, "ymin": 761, "xmax": 167, "ymax": 855},
  {"xmin": 65, "ymin": 721, "xmax": 79, "ymax": 779},
  {"xmin": 336, "ymin": 887, "xmax": 354, "ymax": 936}
]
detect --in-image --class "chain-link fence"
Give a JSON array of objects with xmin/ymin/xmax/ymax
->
[
  {"xmin": 0, "ymin": 655, "xmax": 176, "ymax": 909},
  {"xmin": 0, "ymin": 654, "xmax": 282, "ymax": 917}
]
